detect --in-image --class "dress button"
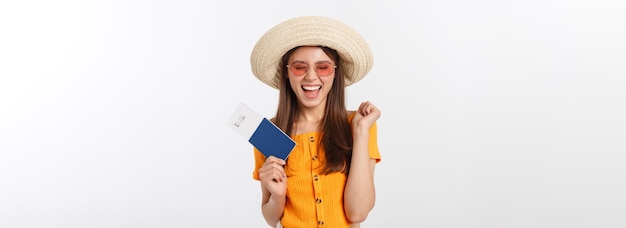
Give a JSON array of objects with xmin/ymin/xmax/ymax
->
[
  {"xmin": 313, "ymin": 175, "xmax": 319, "ymax": 181},
  {"xmin": 318, "ymin": 220, "xmax": 325, "ymax": 225},
  {"xmin": 312, "ymin": 155, "xmax": 318, "ymax": 160},
  {"xmin": 309, "ymin": 136, "xmax": 315, "ymax": 142},
  {"xmin": 316, "ymin": 198, "xmax": 322, "ymax": 204}
]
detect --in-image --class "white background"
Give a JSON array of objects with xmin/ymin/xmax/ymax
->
[{"xmin": 1, "ymin": 0, "xmax": 625, "ymax": 227}]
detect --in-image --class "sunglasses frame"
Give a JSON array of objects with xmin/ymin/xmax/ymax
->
[{"xmin": 286, "ymin": 62, "xmax": 337, "ymax": 77}]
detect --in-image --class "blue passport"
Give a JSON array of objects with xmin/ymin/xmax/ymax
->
[{"xmin": 227, "ymin": 103, "xmax": 296, "ymax": 160}]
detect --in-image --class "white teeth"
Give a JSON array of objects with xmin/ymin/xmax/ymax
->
[{"xmin": 302, "ymin": 86, "xmax": 321, "ymax": 91}]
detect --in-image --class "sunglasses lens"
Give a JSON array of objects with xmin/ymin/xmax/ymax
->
[
  {"xmin": 288, "ymin": 62, "xmax": 308, "ymax": 76},
  {"xmin": 288, "ymin": 62, "xmax": 335, "ymax": 76},
  {"xmin": 315, "ymin": 62, "xmax": 335, "ymax": 76}
]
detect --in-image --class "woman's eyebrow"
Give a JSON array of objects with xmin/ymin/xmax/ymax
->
[
  {"xmin": 289, "ymin": 60, "xmax": 307, "ymax": 64},
  {"xmin": 289, "ymin": 60, "xmax": 334, "ymax": 64},
  {"xmin": 315, "ymin": 60, "xmax": 333, "ymax": 64}
]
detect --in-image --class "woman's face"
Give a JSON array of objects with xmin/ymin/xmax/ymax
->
[{"xmin": 286, "ymin": 46, "xmax": 336, "ymax": 109}]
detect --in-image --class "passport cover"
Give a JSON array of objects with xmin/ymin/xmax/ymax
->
[{"xmin": 227, "ymin": 103, "xmax": 296, "ymax": 160}]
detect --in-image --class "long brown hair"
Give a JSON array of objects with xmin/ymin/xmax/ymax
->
[{"xmin": 273, "ymin": 46, "xmax": 353, "ymax": 175}]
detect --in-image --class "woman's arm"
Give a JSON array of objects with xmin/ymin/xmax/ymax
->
[
  {"xmin": 258, "ymin": 156, "xmax": 288, "ymax": 227},
  {"xmin": 344, "ymin": 101, "xmax": 380, "ymax": 223},
  {"xmin": 260, "ymin": 184, "xmax": 286, "ymax": 227}
]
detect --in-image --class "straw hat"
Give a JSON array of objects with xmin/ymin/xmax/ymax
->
[{"xmin": 250, "ymin": 16, "xmax": 373, "ymax": 89}]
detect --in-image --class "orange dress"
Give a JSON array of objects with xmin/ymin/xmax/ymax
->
[{"xmin": 253, "ymin": 115, "xmax": 381, "ymax": 228}]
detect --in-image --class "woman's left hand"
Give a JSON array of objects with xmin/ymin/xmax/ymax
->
[{"xmin": 352, "ymin": 101, "xmax": 381, "ymax": 130}]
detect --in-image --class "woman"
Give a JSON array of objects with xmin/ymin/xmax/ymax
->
[{"xmin": 250, "ymin": 16, "xmax": 381, "ymax": 228}]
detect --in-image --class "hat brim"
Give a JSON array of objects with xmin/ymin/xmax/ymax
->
[{"xmin": 250, "ymin": 16, "xmax": 373, "ymax": 89}]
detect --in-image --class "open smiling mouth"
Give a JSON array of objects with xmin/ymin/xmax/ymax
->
[
  {"xmin": 302, "ymin": 85, "xmax": 321, "ymax": 97},
  {"xmin": 302, "ymin": 85, "xmax": 321, "ymax": 91}
]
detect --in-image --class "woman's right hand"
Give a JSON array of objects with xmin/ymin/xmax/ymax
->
[{"xmin": 258, "ymin": 156, "xmax": 287, "ymax": 197}]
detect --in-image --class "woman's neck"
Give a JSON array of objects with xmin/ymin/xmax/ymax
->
[
  {"xmin": 297, "ymin": 104, "xmax": 325, "ymax": 122},
  {"xmin": 294, "ymin": 106, "xmax": 325, "ymax": 134}
]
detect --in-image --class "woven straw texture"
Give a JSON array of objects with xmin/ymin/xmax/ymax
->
[{"xmin": 250, "ymin": 16, "xmax": 373, "ymax": 89}]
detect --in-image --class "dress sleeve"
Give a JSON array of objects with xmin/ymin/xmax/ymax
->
[
  {"xmin": 349, "ymin": 111, "xmax": 382, "ymax": 163},
  {"xmin": 252, "ymin": 147, "xmax": 266, "ymax": 180},
  {"xmin": 368, "ymin": 122, "xmax": 381, "ymax": 163}
]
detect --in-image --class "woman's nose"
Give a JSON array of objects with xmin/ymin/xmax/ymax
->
[{"xmin": 304, "ymin": 66, "xmax": 318, "ymax": 80}]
